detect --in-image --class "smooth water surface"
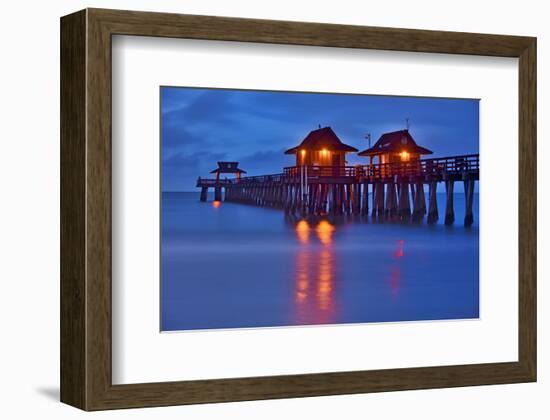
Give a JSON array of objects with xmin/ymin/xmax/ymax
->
[{"xmin": 161, "ymin": 192, "xmax": 479, "ymax": 331}]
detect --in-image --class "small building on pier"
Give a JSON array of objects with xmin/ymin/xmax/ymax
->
[
  {"xmin": 197, "ymin": 162, "xmax": 247, "ymax": 202},
  {"xmin": 210, "ymin": 161, "xmax": 247, "ymax": 181},
  {"xmin": 358, "ymin": 129, "xmax": 433, "ymax": 165},
  {"xmin": 284, "ymin": 126, "xmax": 358, "ymax": 167}
]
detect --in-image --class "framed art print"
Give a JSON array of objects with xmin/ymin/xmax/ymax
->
[{"xmin": 61, "ymin": 8, "xmax": 536, "ymax": 410}]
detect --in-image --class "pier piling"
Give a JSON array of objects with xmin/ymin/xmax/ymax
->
[
  {"xmin": 361, "ymin": 182, "xmax": 369, "ymax": 216},
  {"xmin": 427, "ymin": 181, "xmax": 438, "ymax": 224},
  {"xmin": 444, "ymin": 180, "xmax": 455, "ymax": 225},
  {"xmin": 464, "ymin": 177, "xmax": 475, "ymax": 227},
  {"xmin": 200, "ymin": 187, "xmax": 208, "ymax": 202},
  {"xmin": 398, "ymin": 182, "xmax": 411, "ymax": 220},
  {"xmin": 385, "ymin": 182, "xmax": 397, "ymax": 217}
]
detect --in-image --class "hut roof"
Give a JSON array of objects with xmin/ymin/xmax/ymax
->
[
  {"xmin": 357, "ymin": 130, "xmax": 433, "ymax": 156},
  {"xmin": 284, "ymin": 127, "xmax": 358, "ymax": 154},
  {"xmin": 210, "ymin": 161, "xmax": 247, "ymax": 174}
]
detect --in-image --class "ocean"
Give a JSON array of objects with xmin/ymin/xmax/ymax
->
[{"xmin": 161, "ymin": 191, "xmax": 479, "ymax": 331}]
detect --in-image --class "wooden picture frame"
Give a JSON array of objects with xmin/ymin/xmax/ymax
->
[{"xmin": 60, "ymin": 8, "xmax": 536, "ymax": 411}]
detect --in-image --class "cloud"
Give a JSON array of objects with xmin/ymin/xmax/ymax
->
[
  {"xmin": 237, "ymin": 149, "xmax": 291, "ymax": 175},
  {"xmin": 160, "ymin": 87, "xmax": 479, "ymax": 191},
  {"xmin": 162, "ymin": 151, "xmax": 228, "ymax": 191}
]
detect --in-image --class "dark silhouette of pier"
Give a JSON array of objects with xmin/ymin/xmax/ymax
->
[
  {"xmin": 196, "ymin": 127, "xmax": 479, "ymax": 226},
  {"xmin": 197, "ymin": 154, "xmax": 479, "ymax": 226}
]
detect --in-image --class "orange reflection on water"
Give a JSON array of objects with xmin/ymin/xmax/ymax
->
[
  {"xmin": 315, "ymin": 220, "xmax": 335, "ymax": 245},
  {"xmin": 295, "ymin": 250, "xmax": 309, "ymax": 303},
  {"xmin": 212, "ymin": 200, "xmax": 221, "ymax": 208},
  {"xmin": 293, "ymin": 219, "xmax": 336, "ymax": 324},
  {"xmin": 317, "ymin": 249, "xmax": 334, "ymax": 311},
  {"xmin": 295, "ymin": 219, "xmax": 311, "ymax": 244}
]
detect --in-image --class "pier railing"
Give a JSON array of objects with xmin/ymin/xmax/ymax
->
[
  {"xmin": 195, "ymin": 178, "xmax": 235, "ymax": 186},
  {"xmin": 197, "ymin": 154, "xmax": 479, "ymax": 187},
  {"xmin": 281, "ymin": 154, "xmax": 479, "ymax": 181},
  {"xmin": 363, "ymin": 154, "xmax": 479, "ymax": 180},
  {"xmin": 283, "ymin": 165, "xmax": 358, "ymax": 178}
]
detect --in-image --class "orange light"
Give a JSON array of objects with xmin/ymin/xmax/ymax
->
[
  {"xmin": 212, "ymin": 200, "xmax": 221, "ymax": 208},
  {"xmin": 300, "ymin": 149, "xmax": 306, "ymax": 156},
  {"xmin": 400, "ymin": 151, "xmax": 410, "ymax": 161}
]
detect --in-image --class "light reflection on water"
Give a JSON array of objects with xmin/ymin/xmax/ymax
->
[
  {"xmin": 292, "ymin": 220, "xmax": 407, "ymax": 323},
  {"xmin": 388, "ymin": 240, "xmax": 404, "ymax": 300},
  {"xmin": 293, "ymin": 219, "xmax": 336, "ymax": 324}
]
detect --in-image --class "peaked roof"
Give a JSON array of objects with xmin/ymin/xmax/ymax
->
[
  {"xmin": 210, "ymin": 161, "xmax": 247, "ymax": 174},
  {"xmin": 358, "ymin": 130, "xmax": 433, "ymax": 156},
  {"xmin": 284, "ymin": 127, "xmax": 358, "ymax": 154}
]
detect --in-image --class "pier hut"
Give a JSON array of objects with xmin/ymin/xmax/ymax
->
[
  {"xmin": 198, "ymin": 161, "xmax": 246, "ymax": 202},
  {"xmin": 357, "ymin": 129, "xmax": 433, "ymax": 165},
  {"xmin": 284, "ymin": 126, "xmax": 358, "ymax": 169},
  {"xmin": 283, "ymin": 127, "xmax": 359, "ymax": 214},
  {"xmin": 210, "ymin": 161, "xmax": 247, "ymax": 181},
  {"xmin": 358, "ymin": 130, "xmax": 434, "ymax": 220}
]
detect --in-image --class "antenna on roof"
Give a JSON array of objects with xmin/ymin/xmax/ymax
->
[
  {"xmin": 405, "ymin": 117, "xmax": 411, "ymax": 130},
  {"xmin": 318, "ymin": 124, "xmax": 321, "ymax": 129},
  {"xmin": 365, "ymin": 133, "xmax": 371, "ymax": 148}
]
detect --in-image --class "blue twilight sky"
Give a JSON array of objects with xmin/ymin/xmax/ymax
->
[{"xmin": 161, "ymin": 87, "xmax": 479, "ymax": 192}]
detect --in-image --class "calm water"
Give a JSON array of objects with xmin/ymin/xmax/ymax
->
[{"xmin": 161, "ymin": 192, "xmax": 479, "ymax": 331}]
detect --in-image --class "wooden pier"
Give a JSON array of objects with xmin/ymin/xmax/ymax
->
[{"xmin": 196, "ymin": 154, "xmax": 479, "ymax": 226}]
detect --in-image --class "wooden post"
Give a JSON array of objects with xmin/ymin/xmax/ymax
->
[
  {"xmin": 344, "ymin": 184, "xmax": 351, "ymax": 214},
  {"xmin": 214, "ymin": 186, "xmax": 222, "ymax": 201},
  {"xmin": 398, "ymin": 182, "xmax": 410, "ymax": 220},
  {"xmin": 371, "ymin": 183, "xmax": 378, "ymax": 217},
  {"xmin": 412, "ymin": 182, "xmax": 426, "ymax": 222},
  {"xmin": 385, "ymin": 182, "xmax": 397, "ymax": 217},
  {"xmin": 464, "ymin": 178, "xmax": 475, "ymax": 227},
  {"xmin": 361, "ymin": 182, "xmax": 369, "ymax": 216},
  {"xmin": 444, "ymin": 180, "xmax": 455, "ymax": 225},
  {"xmin": 375, "ymin": 182, "xmax": 385, "ymax": 217},
  {"xmin": 352, "ymin": 183, "xmax": 361, "ymax": 215},
  {"xmin": 296, "ymin": 184, "xmax": 301, "ymax": 212},
  {"xmin": 309, "ymin": 183, "xmax": 317, "ymax": 214},
  {"xmin": 418, "ymin": 182, "xmax": 427, "ymax": 215},
  {"xmin": 286, "ymin": 185, "xmax": 291, "ymax": 211},
  {"xmin": 311, "ymin": 184, "xmax": 318, "ymax": 214},
  {"xmin": 336, "ymin": 184, "xmax": 343, "ymax": 215},
  {"xmin": 320, "ymin": 184, "xmax": 328, "ymax": 214},
  {"xmin": 427, "ymin": 181, "xmax": 438, "ymax": 224},
  {"xmin": 339, "ymin": 184, "xmax": 346, "ymax": 215},
  {"xmin": 200, "ymin": 187, "xmax": 208, "ymax": 202},
  {"xmin": 288, "ymin": 185, "xmax": 294, "ymax": 212},
  {"xmin": 330, "ymin": 185, "xmax": 337, "ymax": 215}
]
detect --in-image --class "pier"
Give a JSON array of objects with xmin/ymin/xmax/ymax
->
[
  {"xmin": 196, "ymin": 127, "xmax": 479, "ymax": 226},
  {"xmin": 197, "ymin": 154, "xmax": 479, "ymax": 226}
]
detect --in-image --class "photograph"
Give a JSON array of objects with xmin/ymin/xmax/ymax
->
[{"xmin": 160, "ymin": 87, "xmax": 480, "ymax": 331}]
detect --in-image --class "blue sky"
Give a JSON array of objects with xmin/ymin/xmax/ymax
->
[{"xmin": 161, "ymin": 87, "xmax": 479, "ymax": 192}]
